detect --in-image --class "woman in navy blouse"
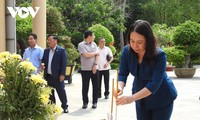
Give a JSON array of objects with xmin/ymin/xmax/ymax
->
[{"xmin": 115, "ymin": 20, "xmax": 177, "ymax": 120}]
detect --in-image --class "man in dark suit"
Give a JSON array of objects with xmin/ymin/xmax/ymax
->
[{"xmin": 41, "ymin": 34, "xmax": 68, "ymax": 113}]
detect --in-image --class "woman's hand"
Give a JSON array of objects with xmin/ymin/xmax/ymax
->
[
  {"xmin": 114, "ymin": 87, "xmax": 123, "ymax": 99},
  {"xmin": 116, "ymin": 95, "xmax": 134, "ymax": 106},
  {"xmin": 114, "ymin": 81, "xmax": 125, "ymax": 99},
  {"xmin": 116, "ymin": 88, "xmax": 152, "ymax": 106}
]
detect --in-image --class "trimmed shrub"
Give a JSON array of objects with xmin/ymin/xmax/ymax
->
[
  {"xmin": 89, "ymin": 24, "xmax": 114, "ymax": 45},
  {"xmin": 163, "ymin": 47, "xmax": 186, "ymax": 68},
  {"xmin": 89, "ymin": 24, "xmax": 117, "ymax": 55},
  {"xmin": 172, "ymin": 20, "xmax": 200, "ymax": 65}
]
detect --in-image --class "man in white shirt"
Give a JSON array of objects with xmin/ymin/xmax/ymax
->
[{"xmin": 97, "ymin": 38, "xmax": 113, "ymax": 99}]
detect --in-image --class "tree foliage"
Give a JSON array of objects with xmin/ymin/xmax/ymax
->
[
  {"xmin": 163, "ymin": 47, "xmax": 186, "ymax": 68},
  {"xmin": 47, "ymin": 0, "xmax": 125, "ymax": 48},
  {"xmin": 46, "ymin": 5, "xmax": 65, "ymax": 35},
  {"xmin": 89, "ymin": 24, "xmax": 114, "ymax": 44},
  {"xmin": 126, "ymin": 0, "xmax": 200, "ymax": 27},
  {"xmin": 172, "ymin": 20, "xmax": 200, "ymax": 66},
  {"xmin": 15, "ymin": 0, "xmax": 31, "ymax": 5},
  {"xmin": 173, "ymin": 21, "xmax": 200, "ymax": 46},
  {"xmin": 125, "ymin": 0, "xmax": 145, "ymax": 25},
  {"xmin": 16, "ymin": 2, "xmax": 32, "ymax": 40},
  {"xmin": 16, "ymin": 0, "xmax": 200, "ymax": 54},
  {"xmin": 16, "ymin": 16, "xmax": 32, "ymax": 40},
  {"xmin": 58, "ymin": 36, "xmax": 79, "ymax": 65},
  {"xmin": 152, "ymin": 24, "xmax": 175, "ymax": 47},
  {"xmin": 89, "ymin": 24, "xmax": 116, "ymax": 55}
]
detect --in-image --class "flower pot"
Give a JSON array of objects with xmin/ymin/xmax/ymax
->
[
  {"xmin": 65, "ymin": 64, "xmax": 76, "ymax": 84},
  {"xmin": 174, "ymin": 68, "xmax": 196, "ymax": 78},
  {"xmin": 166, "ymin": 65, "xmax": 174, "ymax": 71}
]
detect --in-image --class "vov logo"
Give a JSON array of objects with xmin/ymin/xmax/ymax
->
[{"xmin": 7, "ymin": 7, "xmax": 40, "ymax": 18}]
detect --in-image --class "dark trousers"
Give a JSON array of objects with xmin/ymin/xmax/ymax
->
[
  {"xmin": 81, "ymin": 70, "xmax": 99, "ymax": 104},
  {"xmin": 98, "ymin": 70, "xmax": 110, "ymax": 97},
  {"xmin": 136, "ymin": 102, "xmax": 174, "ymax": 120},
  {"xmin": 46, "ymin": 74, "xmax": 68, "ymax": 110}
]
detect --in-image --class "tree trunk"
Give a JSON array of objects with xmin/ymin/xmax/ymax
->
[
  {"xmin": 182, "ymin": 54, "xmax": 190, "ymax": 68},
  {"xmin": 119, "ymin": 0, "xmax": 127, "ymax": 51},
  {"xmin": 120, "ymin": 30, "xmax": 124, "ymax": 51}
]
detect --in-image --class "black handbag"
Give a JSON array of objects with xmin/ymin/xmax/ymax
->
[{"xmin": 106, "ymin": 54, "xmax": 111, "ymax": 62}]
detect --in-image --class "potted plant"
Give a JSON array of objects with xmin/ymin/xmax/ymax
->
[
  {"xmin": 171, "ymin": 20, "xmax": 200, "ymax": 78},
  {"xmin": 59, "ymin": 36, "xmax": 79, "ymax": 84},
  {"xmin": 163, "ymin": 47, "xmax": 186, "ymax": 71},
  {"xmin": 163, "ymin": 47, "xmax": 185, "ymax": 71},
  {"xmin": 0, "ymin": 52, "xmax": 62, "ymax": 119},
  {"xmin": 152, "ymin": 24, "xmax": 176, "ymax": 71}
]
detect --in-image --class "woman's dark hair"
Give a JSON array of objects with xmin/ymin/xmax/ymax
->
[
  {"xmin": 17, "ymin": 39, "xmax": 26, "ymax": 56},
  {"xmin": 126, "ymin": 20, "xmax": 157, "ymax": 64},
  {"xmin": 84, "ymin": 30, "xmax": 93, "ymax": 39}
]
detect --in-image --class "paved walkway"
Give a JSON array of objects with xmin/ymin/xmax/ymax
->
[{"xmin": 56, "ymin": 68, "xmax": 200, "ymax": 120}]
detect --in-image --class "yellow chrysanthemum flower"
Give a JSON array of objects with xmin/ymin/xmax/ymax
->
[
  {"xmin": 31, "ymin": 74, "xmax": 47, "ymax": 85},
  {"xmin": 0, "ymin": 70, "xmax": 5, "ymax": 78},
  {"xmin": 40, "ymin": 94, "xmax": 49, "ymax": 105},
  {"xmin": 42, "ymin": 87, "xmax": 52, "ymax": 95},
  {"xmin": 0, "ymin": 84, "xmax": 3, "ymax": 89},
  {"xmin": 0, "ymin": 51, "xmax": 10, "ymax": 59},
  {"xmin": 0, "ymin": 51, "xmax": 60, "ymax": 118},
  {"xmin": 20, "ymin": 61, "xmax": 37, "ymax": 72},
  {"xmin": 11, "ymin": 53, "xmax": 22, "ymax": 60},
  {"xmin": 54, "ymin": 105, "xmax": 62, "ymax": 115},
  {"xmin": 0, "ymin": 57, "xmax": 9, "ymax": 64}
]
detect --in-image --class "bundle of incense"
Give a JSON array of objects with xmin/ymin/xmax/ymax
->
[{"xmin": 109, "ymin": 70, "xmax": 119, "ymax": 120}]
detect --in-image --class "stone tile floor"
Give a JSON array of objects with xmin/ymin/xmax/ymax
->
[{"xmin": 56, "ymin": 69, "xmax": 200, "ymax": 120}]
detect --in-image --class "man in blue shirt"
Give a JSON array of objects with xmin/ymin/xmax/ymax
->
[{"xmin": 23, "ymin": 33, "xmax": 44, "ymax": 73}]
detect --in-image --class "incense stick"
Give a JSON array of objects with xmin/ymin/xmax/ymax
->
[
  {"xmin": 115, "ymin": 70, "xmax": 118, "ymax": 120},
  {"xmin": 111, "ymin": 78, "xmax": 114, "ymax": 114},
  {"xmin": 116, "ymin": 70, "xmax": 118, "ymax": 99}
]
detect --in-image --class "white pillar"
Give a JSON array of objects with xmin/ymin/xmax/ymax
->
[
  {"xmin": 0, "ymin": 0, "xmax": 6, "ymax": 52},
  {"xmin": 32, "ymin": 0, "xmax": 46, "ymax": 49},
  {"xmin": 5, "ymin": 0, "xmax": 16, "ymax": 53}
]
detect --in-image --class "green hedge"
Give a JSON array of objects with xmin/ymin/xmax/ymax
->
[{"xmin": 163, "ymin": 47, "xmax": 186, "ymax": 68}]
